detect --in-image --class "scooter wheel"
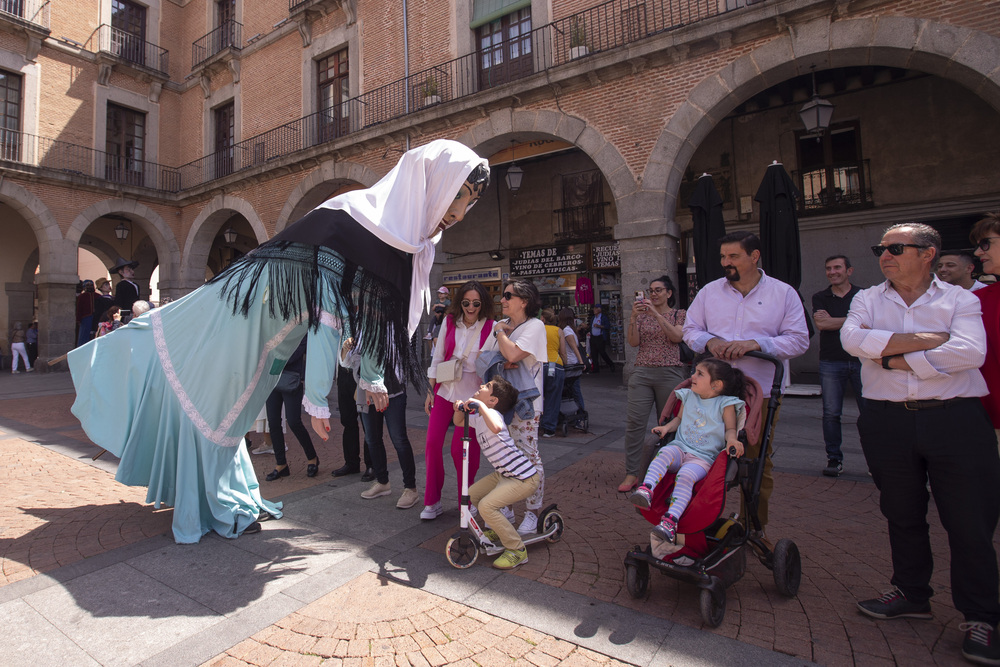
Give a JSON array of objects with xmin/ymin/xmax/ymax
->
[
  {"xmin": 446, "ymin": 534, "xmax": 479, "ymax": 569},
  {"xmin": 541, "ymin": 509, "xmax": 565, "ymax": 543}
]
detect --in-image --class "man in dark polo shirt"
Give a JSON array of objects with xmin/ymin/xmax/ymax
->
[{"xmin": 812, "ymin": 254, "xmax": 863, "ymax": 477}]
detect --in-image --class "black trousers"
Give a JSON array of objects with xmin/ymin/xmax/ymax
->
[
  {"xmin": 266, "ymin": 384, "xmax": 317, "ymax": 467},
  {"xmin": 859, "ymin": 397, "xmax": 1000, "ymax": 624},
  {"xmin": 590, "ymin": 335, "xmax": 615, "ymax": 371},
  {"xmin": 337, "ymin": 369, "xmax": 370, "ymax": 469}
]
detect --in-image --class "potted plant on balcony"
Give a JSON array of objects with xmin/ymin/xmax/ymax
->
[
  {"xmin": 421, "ymin": 76, "xmax": 441, "ymax": 107},
  {"xmin": 569, "ymin": 18, "xmax": 589, "ymax": 59}
]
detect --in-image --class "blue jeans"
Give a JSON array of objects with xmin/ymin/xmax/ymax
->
[
  {"xmin": 819, "ymin": 359, "xmax": 864, "ymax": 462},
  {"xmin": 540, "ymin": 363, "xmax": 565, "ymax": 433},
  {"xmin": 362, "ymin": 393, "xmax": 416, "ymax": 487}
]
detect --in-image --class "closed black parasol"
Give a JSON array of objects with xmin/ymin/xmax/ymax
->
[
  {"xmin": 756, "ymin": 161, "xmax": 802, "ymax": 290},
  {"xmin": 688, "ymin": 173, "xmax": 727, "ymax": 288}
]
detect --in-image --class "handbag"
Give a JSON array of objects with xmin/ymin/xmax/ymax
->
[
  {"xmin": 274, "ymin": 369, "xmax": 301, "ymax": 392},
  {"xmin": 431, "ymin": 320, "xmax": 479, "ymax": 384},
  {"xmin": 672, "ymin": 310, "xmax": 695, "ymax": 364}
]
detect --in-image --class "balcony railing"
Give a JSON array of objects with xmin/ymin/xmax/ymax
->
[
  {"xmin": 554, "ymin": 203, "xmax": 611, "ymax": 240},
  {"xmin": 192, "ymin": 20, "xmax": 242, "ymax": 69},
  {"xmin": 0, "ymin": 0, "xmax": 49, "ymax": 29},
  {"xmin": 0, "ymin": 129, "xmax": 181, "ymax": 192},
  {"xmin": 793, "ymin": 159, "xmax": 873, "ymax": 216},
  {"xmin": 97, "ymin": 24, "xmax": 169, "ymax": 76}
]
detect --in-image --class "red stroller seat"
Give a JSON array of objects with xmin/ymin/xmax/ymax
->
[{"xmin": 636, "ymin": 375, "xmax": 764, "ymax": 562}]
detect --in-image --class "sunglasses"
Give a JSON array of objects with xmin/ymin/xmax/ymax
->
[
  {"xmin": 461, "ymin": 300, "xmax": 482, "ymax": 308},
  {"xmin": 501, "ymin": 291, "xmax": 517, "ymax": 301},
  {"xmin": 871, "ymin": 243, "xmax": 929, "ymax": 257},
  {"xmin": 977, "ymin": 237, "xmax": 1000, "ymax": 252}
]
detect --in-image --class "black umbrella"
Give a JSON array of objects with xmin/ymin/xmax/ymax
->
[
  {"xmin": 688, "ymin": 173, "xmax": 727, "ymax": 288},
  {"xmin": 756, "ymin": 161, "xmax": 802, "ymax": 290}
]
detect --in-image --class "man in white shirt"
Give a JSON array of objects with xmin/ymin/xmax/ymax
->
[
  {"xmin": 683, "ymin": 231, "xmax": 809, "ymax": 533},
  {"xmin": 936, "ymin": 250, "xmax": 987, "ymax": 291},
  {"xmin": 841, "ymin": 222, "xmax": 1000, "ymax": 665}
]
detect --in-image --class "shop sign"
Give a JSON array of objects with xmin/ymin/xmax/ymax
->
[
  {"xmin": 592, "ymin": 241, "xmax": 620, "ymax": 269},
  {"xmin": 442, "ymin": 267, "xmax": 503, "ymax": 284},
  {"xmin": 511, "ymin": 244, "xmax": 585, "ymax": 276}
]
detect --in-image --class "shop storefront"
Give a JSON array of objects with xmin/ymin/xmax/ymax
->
[{"xmin": 509, "ymin": 240, "xmax": 624, "ymax": 361}]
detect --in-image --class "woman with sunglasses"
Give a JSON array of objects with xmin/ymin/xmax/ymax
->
[
  {"xmin": 67, "ymin": 140, "xmax": 489, "ymax": 544},
  {"xmin": 421, "ymin": 280, "xmax": 495, "ymax": 520},
  {"xmin": 971, "ymin": 212, "xmax": 1000, "ymax": 442},
  {"xmin": 620, "ymin": 274, "xmax": 687, "ymax": 492},
  {"xmin": 477, "ymin": 279, "xmax": 548, "ymax": 533}
]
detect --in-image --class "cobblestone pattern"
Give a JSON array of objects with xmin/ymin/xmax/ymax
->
[
  {"xmin": 0, "ymin": 436, "xmax": 172, "ymax": 586},
  {"xmin": 202, "ymin": 571, "xmax": 632, "ymax": 667}
]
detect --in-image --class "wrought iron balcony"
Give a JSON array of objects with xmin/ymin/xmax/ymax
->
[
  {"xmin": 0, "ymin": 0, "xmax": 50, "ymax": 29},
  {"xmin": 554, "ymin": 203, "xmax": 612, "ymax": 240},
  {"xmin": 97, "ymin": 24, "xmax": 169, "ymax": 76},
  {"xmin": 0, "ymin": 129, "xmax": 181, "ymax": 192},
  {"xmin": 192, "ymin": 20, "xmax": 242, "ymax": 69},
  {"xmin": 793, "ymin": 159, "xmax": 873, "ymax": 216}
]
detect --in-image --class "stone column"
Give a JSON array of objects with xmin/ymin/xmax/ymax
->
[
  {"xmin": 614, "ymin": 216, "xmax": 681, "ymax": 377},
  {"xmin": 35, "ymin": 274, "xmax": 78, "ymax": 369}
]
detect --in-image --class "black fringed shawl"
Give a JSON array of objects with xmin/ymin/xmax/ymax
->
[{"xmin": 209, "ymin": 208, "xmax": 424, "ymax": 387}]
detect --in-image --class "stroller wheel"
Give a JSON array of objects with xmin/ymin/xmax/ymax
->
[
  {"xmin": 771, "ymin": 538, "xmax": 802, "ymax": 597},
  {"xmin": 560, "ymin": 423, "xmax": 569, "ymax": 437},
  {"xmin": 445, "ymin": 534, "xmax": 479, "ymax": 569},
  {"xmin": 625, "ymin": 560, "xmax": 649, "ymax": 599},
  {"xmin": 699, "ymin": 576, "xmax": 727, "ymax": 627}
]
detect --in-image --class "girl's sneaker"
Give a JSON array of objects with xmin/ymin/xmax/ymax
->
[
  {"xmin": 629, "ymin": 484, "xmax": 653, "ymax": 509},
  {"xmin": 652, "ymin": 514, "xmax": 678, "ymax": 543}
]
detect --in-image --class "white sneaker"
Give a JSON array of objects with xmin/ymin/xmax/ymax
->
[
  {"xmin": 360, "ymin": 481, "xmax": 392, "ymax": 499},
  {"xmin": 517, "ymin": 511, "xmax": 538, "ymax": 534},
  {"xmin": 251, "ymin": 443, "xmax": 274, "ymax": 455},
  {"xmin": 25, "ymin": 367, "xmax": 34, "ymax": 373},
  {"xmin": 396, "ymin": 488, "xmax": 420, "ymax": 509},
  {"xmin": 500, "ymin": 506, "xmax": 515, "ymax": 524},
  {"xmin": 420, "ymin": 502, "xmax": 443, "ymax": 520}
]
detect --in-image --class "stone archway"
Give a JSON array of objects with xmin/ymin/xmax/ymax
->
[
  {"xmin": 642, "ymin": 15, "xmax": 1000, "ymax": 217},
  {"xmin": 275, "ymin": 159, "xmax": 380, "ymax": 234},
  {"xmin": 181, "ymin": 195, "xmax": 266, "ymax": 287}
]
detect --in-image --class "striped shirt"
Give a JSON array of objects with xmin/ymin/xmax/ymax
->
[
  {"xmin": 841, "ymin": 276, "xmax": 988, "ymax": 401},
  {"xmin": 470, "ymin": 411, "xmax": 537, "ymax": 480}
]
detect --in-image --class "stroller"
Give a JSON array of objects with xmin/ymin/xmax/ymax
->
[
  {"xmin": 555, "ymin": 363, "xmax": 588, "ymax": 436},
  {"xmin": 622, "ymin": 351, "xmax": 801, "ymax": 627}
]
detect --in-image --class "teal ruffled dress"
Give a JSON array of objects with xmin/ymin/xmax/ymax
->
[{"xmin": 68, "ymin": 245, "xmax": 351, "ymax": 544}]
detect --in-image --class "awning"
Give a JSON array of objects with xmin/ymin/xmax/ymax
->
[{"xmin": 470, "ymin": 0, "xmax": 531, "ymax": 29}]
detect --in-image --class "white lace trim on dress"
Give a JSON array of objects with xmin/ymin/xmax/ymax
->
[{"xmin": 302, "ymin": 395, "xmax": 331, "ymax": 419}]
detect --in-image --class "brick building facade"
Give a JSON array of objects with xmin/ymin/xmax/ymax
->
[{"xmin": 1, "ymin": 0, "xmax": 999, "ymax": 378}]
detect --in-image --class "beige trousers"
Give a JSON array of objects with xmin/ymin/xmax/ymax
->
[{"xmin": 470, "ymin": 471, "xmax": 541, "ymax": 551}]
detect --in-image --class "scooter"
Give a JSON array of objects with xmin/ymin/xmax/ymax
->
[{"xmin": 445, "ymin": 404, "xmax": 565, "ymax": 569}]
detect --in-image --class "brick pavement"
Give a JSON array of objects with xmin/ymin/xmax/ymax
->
[{"xmin": 0, "ymin": 374, "xmax": 996, "ymax": 666}]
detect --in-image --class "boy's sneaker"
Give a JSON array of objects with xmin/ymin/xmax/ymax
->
[
  {"xmin": 823, "ymin": 459, "xmax": 843, "ymax": 477},
  {"xmin": 961, "ymin": 622, "xmax": 1000, "ymax": 665},
  {"xmin": 420, "ymin": 502, "xmax": 443, "ymax": 520},
  {"xmin": 629, "ymin": 485, "xmax": 653, "ymax": 509},
  {"xmin": 856, "ymin": 588, "xmax": 932, "ymax": 620},
  {"xmin": 492, "ymin": 548, "xmax": 528, "ymax": 570},
  {"xmin": 652, "ymin": 514, "xmax": 678, "ymax": 543},
  {"xmin": 482, "ymin": 528, "xmax": 501, "ymax": 544},
  {"xmin": 360, "ymin": 481, "xmax": 392, "ymax": 499},
  {"xmin": 517, "ymin": 511, "xmax": 538, "ymax": 534}
]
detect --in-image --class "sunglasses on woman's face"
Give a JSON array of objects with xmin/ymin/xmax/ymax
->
[
  {"xmin": 977, "ymin": 237, "xmax": 1000, "ymax": 252},
  {"xmin": 870, "ymin": 243, "xmax": 929, "ymax": 257},
  {"xmin": 501, "ymin": 291, "xmax": 516, "ymax": 301},
  {"xmin": 461, "ymin": 300, "xmax": 481, "ymax": 308}
]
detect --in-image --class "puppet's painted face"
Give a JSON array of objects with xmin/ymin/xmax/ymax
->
[{"xmin": 435, "ymin": 183, "xmax": 480, "ymax": 235}]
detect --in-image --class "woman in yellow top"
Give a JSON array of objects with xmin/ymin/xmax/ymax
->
[{"xmin": 540, "ymin": 308, "xmax": 567, "ymax": 438}]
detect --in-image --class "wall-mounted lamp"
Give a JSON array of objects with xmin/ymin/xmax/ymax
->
[
  {"xmin": 222, "ymin": 227, "xmax": 238, "ymax": 245},
  {"xmin": 114, "ymin": 222, "xmax": 129, "ymax": 241},
  {"xmin": 505, "ymin": 140, "xmax": 523, "ymax": 193},
  {"xmin": 488, "ymin": 250, "xmax": 505, "ymax": 261}
]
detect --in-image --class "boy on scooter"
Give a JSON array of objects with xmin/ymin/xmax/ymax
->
[{"xmin": 454, "ymin": 375, "xmax": 540, "ymax": 570}]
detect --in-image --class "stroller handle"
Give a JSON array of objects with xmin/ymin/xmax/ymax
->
[{"xmin": 742, "ymin": 350, "xmax": 784, "ymax": 403}]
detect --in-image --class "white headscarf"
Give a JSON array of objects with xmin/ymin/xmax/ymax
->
[{"xmin": 318, "ymin": 139, "xmax": 488, "ymax": 337}]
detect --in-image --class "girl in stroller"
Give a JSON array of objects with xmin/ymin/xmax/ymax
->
[{"xmin": 629, "ymin": 358, "xmax": 746, "ymax": 544}]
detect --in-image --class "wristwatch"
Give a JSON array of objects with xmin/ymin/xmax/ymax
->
[{"xmin": 882, "ymin": 355, "xmax": 897, "ymax": 370}]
